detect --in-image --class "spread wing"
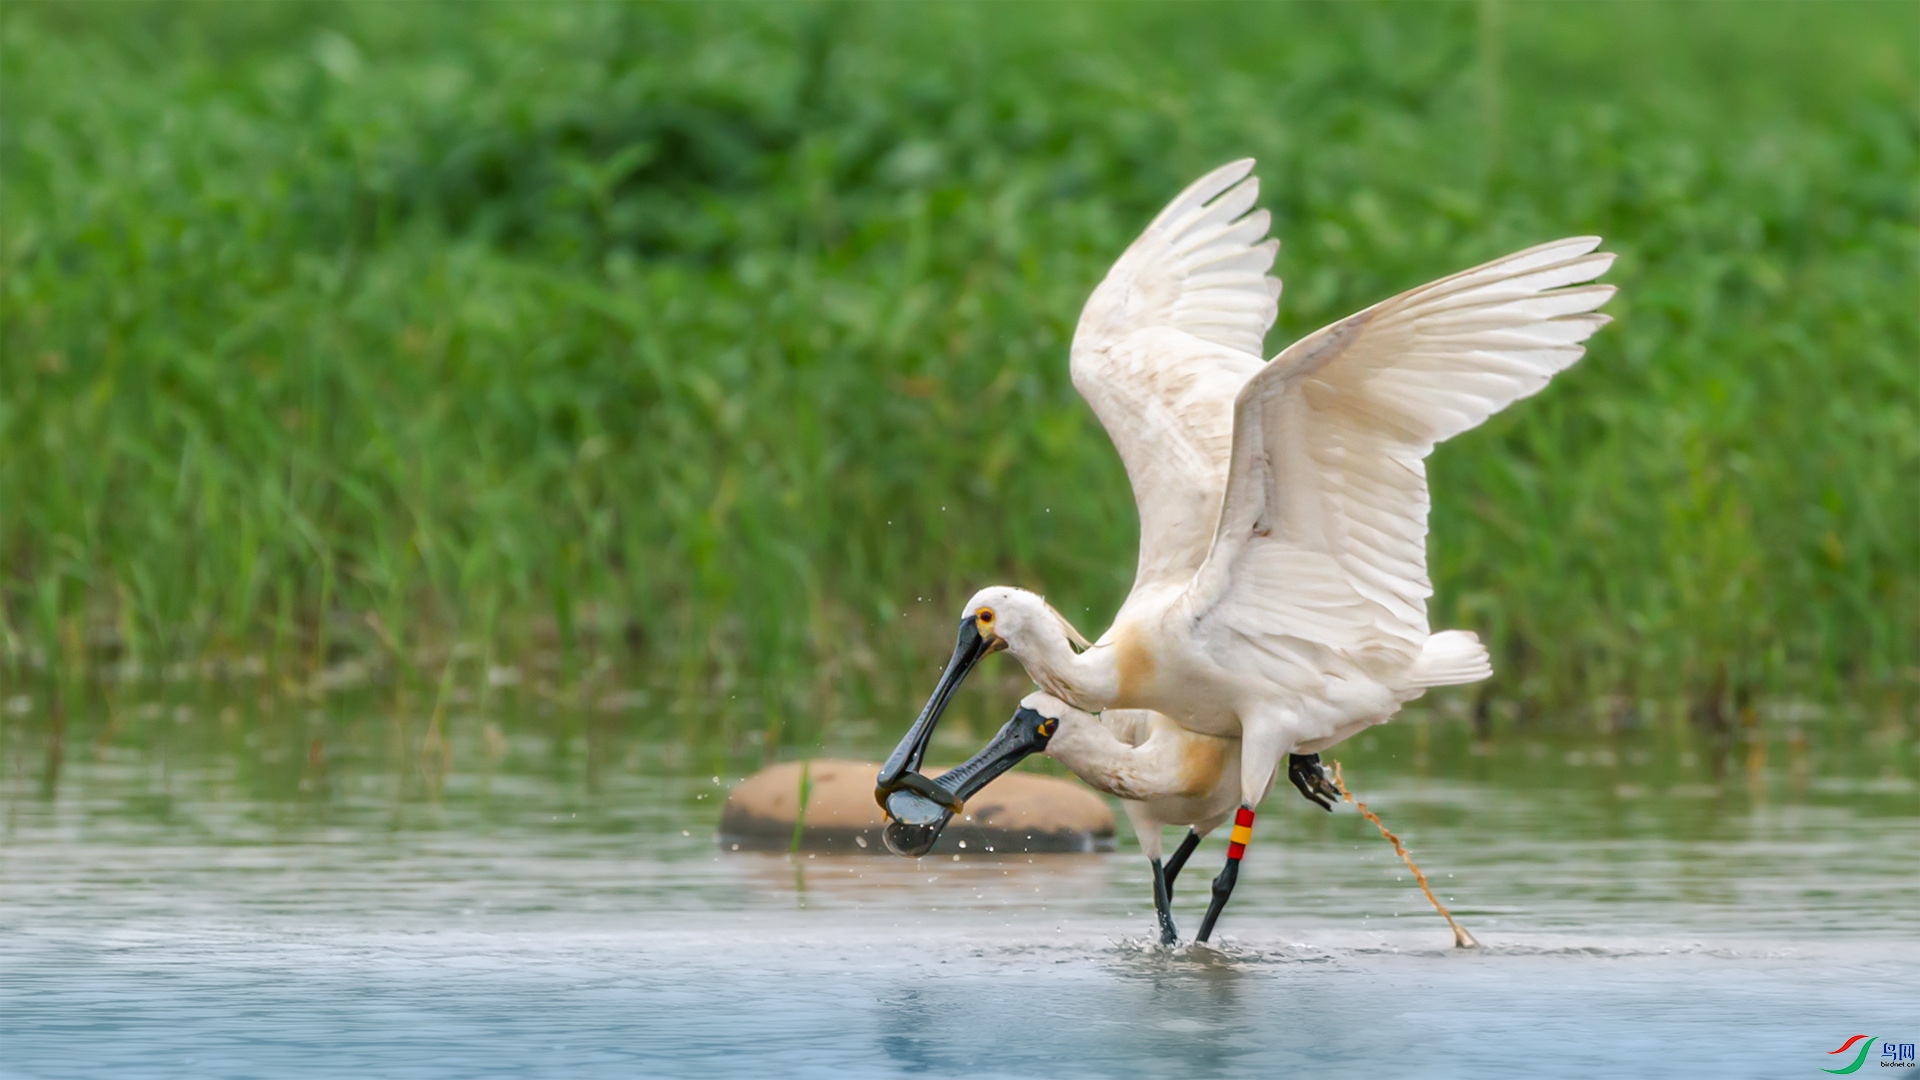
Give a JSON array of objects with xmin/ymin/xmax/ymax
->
[
  {"xmin": 1186, "ymin": 237, "xmax": 1617, "ymax": 674},
  {"xmin": 1071, "ymin": 160, "xmax": 1279, "ymax": 595}
]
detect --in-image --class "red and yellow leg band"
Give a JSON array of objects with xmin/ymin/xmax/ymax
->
[{"xmin": 1226, "ymin": 806, "xmax": 1255, "ymax": 860}]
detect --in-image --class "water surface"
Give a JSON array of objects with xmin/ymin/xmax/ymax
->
[{"xmin": 3, "ymin": 691, "xmax": 1916, "ymax": 1078}]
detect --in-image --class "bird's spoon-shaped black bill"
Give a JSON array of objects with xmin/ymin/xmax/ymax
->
[
  {"xmin": 875, "ymin": 616, "xmax": 993, "ymax": 809},
  {"xmin": 881, "ymin": 789, "xmax": 956, "ymax": 857},
  {"xmin": 879, "ymin": 705, "xmax": 1058, "ymax": 857}
]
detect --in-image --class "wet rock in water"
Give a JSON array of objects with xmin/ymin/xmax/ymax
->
[{"xmin": 719, "ymin": 759, "xmax": 1114, "ymax": 854}]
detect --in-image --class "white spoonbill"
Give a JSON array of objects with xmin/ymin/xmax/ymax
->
[{"xmin": 877, "ymin": 159, "xmax": 1615, "ymax": 941}]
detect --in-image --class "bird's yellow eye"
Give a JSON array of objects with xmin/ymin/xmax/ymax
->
[{"xmin": 975, "ymin": 607, "xmax": 995, "ymax": 626}]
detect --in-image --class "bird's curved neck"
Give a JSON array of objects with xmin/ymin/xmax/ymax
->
[{"xmin": 1017, "ymin": 629, "xmax": 1118, "ymax": 713}]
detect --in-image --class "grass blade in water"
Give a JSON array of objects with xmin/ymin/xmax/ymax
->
[{"xmin": 1330, "ymin": 761, "xmax": 1479, "ymax": 949}]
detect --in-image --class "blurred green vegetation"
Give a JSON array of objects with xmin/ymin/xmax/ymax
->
[{"xmin": 2, "ymin": 1, "xmax": 1915, "ymax": 739}]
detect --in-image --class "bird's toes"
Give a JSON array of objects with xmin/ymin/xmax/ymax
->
[
  {"xmin": 1288, "ymin": 754, "xmax": 1342, "ymax": 811},
  {"xmin": 1310, "ymin": 776, "xmax": 1341, "ymax": 810}
]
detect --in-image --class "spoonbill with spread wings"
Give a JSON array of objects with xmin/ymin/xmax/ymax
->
[{"xmin": 876, "ymin": 159, "xmax": 1615, "ymax": 942}]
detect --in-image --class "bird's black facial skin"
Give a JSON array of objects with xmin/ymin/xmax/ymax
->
[
  {"xmin": 875, "ymin": 615, "xmax": 993, "ymax": 810},
  {"xmin": 879, "ymin": 705, "xmax": 1058, "ymax": 857}
]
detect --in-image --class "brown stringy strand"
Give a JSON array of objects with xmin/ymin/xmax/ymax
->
[{"xmin": 1330, "ymin": 761, "xmax": 1479, "ymax": 949}]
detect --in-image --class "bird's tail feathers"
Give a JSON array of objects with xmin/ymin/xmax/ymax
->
[{"xmin": 1405, "ymin": 630, "xmax": 1492, "ymax": 687}]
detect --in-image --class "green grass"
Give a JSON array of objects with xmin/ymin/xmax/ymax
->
[{"xmin": 2, "ymin": 1, "xmax": 1915, "ymax": 738}]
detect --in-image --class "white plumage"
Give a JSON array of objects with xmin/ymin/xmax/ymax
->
[
  {"xmin": 887, "ymin": 159, "xmax": 1615, "ymax": 941},
  {"xmin": 973, "ymin": 158, "xmax": 1611, "ymax": 751}
]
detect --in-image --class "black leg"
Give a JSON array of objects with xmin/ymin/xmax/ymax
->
[
  {"xmin": 1195, "ymin": 806, "xmax": 1255, "ymax": 943},
  {"xmin": 1150, "ymin": 857, "xmax": 1179, "ymax": 945},
  {"xmin": 1161, "ymin": 828, "xmax": 1202, "ymax": 898},
  {"xmin": 1288, "ymin": 753, "xmax": 1340, "ymax": 811},
  {"xmin": 1194, "ymin": 859, "xmax": 1241, "ymax": 943}
]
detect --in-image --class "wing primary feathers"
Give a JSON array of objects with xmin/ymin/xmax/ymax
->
[
  {"xmin": 1188, "ymin": 235, "xmax": 1617, "ymax": 679},
  {"xmin": 1068, "ymin": 160, "xmax": 1284, "ymax": 594}
]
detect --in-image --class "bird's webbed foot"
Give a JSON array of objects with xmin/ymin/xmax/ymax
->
[{"xmin": 1288, "ymin": 753, "xmax": 1341, "ymax": 811}]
